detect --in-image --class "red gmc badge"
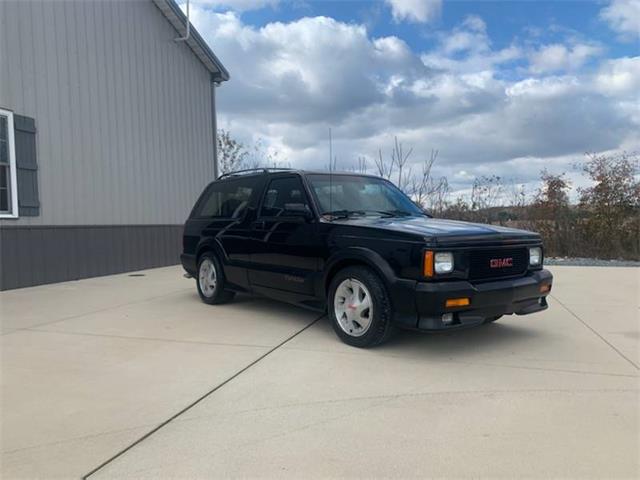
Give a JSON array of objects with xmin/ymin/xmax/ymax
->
[{"xmin": 489, "ymin": 258, "xmax": 513, "ymax": 268}]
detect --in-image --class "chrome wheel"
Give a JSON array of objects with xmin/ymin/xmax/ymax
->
[
  {"xmin": 198, "ymin": 258, "xmax": 217, "ymax": 298},
  {"xmin": 334, "ymin": 278, "xmax": 373, "ymax": 337}
]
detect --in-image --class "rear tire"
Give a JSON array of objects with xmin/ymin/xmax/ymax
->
[
  {"xmin": 328, "ymin": 266, "xmax": 395, "ymax": 348},
  {"xmin": 196, "ymin": 252, "xmax": 235, "ymax": 305}
]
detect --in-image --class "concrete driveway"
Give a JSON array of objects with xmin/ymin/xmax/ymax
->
[{"xmin": 1, "ymin": 266, "xmax": 638, "ymax": 479}]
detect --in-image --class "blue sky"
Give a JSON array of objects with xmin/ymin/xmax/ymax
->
[
  {"xmin": 186, "ymin": 0, "xmax": 639, "ymax": 200},
  {"xmin": 242, "ymin": 1, "xmax": 632, "ymax": 56}
]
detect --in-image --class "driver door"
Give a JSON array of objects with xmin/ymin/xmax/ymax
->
[{"xmin": 247, "ymin": 175, "xmax": 320, "ymax": 295}]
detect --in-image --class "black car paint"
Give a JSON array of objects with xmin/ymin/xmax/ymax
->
[{"xmin": 181, "ymin": 171, "xmax": 552, "ymax": 330}]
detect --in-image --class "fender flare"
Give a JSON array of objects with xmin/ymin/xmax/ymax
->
[
  {"xmin": 195, "ymin": 238, "xmax": 228, "ymax": 266},
  {"xmin": 321, "ymin": 247, "xmax": 397, "ymax": 295}
]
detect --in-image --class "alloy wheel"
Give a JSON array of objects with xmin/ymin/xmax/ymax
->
[
  {"xmin": 198, "ymin": 258, "xmax": 217, "ymax": 297},
  {"xmin": 334, "ymin": 278, "xmax": 373, "ymax": 337}
]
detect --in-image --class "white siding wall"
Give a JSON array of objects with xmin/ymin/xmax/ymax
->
[{"xmin": 0, "ymin": 0, "xmax": 215, "ymax": 226}]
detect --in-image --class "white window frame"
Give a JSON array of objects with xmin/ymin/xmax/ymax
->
[{"xmin": 0, "ymin": 108, "xmax": 19, "ymax": 219}]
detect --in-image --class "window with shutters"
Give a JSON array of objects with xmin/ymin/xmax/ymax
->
[{"xmin": 0, "ymin": 109, "xmax": 18, "ymax": 218}]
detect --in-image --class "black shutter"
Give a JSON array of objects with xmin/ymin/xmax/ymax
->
[{"xmin": 13, "ymin": 115, "xmax": 39, "ymax": 216}]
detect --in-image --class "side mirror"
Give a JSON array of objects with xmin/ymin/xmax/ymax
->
[{"xmin": 284, "ymin": 203, "xmax": 313, "ymax": 219}]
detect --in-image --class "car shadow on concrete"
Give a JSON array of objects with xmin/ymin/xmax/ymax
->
[
  {"xmin": 379, "ymin": 320, "xmax": 549, "ymax": 358},
  {"xmin": 186, "ymin": 289, "xmax": 546, "ymax": 358},
  {"xmin": 307, "ymin": 314, "xmax": 548, "ymax": 358},
  {"xmin": 186, "ymin": 290, "xmax": 322, "ymax": 322}
]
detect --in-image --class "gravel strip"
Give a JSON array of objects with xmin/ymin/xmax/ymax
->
[{"xmin": 546, "ymin": 257, "xmax": 640, "ymax": 267}]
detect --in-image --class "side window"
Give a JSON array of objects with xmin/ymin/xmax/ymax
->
[
  {"xmin": 197, "ymin": 179, "xmax": 255, "ymax": 219},
  {"xmin": 260, "ymin": 177, "xmax": 310, "ymax": 217},
  {"xmin": 0, "ymin": 110, "xmax": 17, "ymax": 217}
]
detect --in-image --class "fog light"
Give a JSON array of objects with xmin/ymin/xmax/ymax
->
[{"xmin": 442, "ymin": 313, "xmax": 454, "ymax": 325}]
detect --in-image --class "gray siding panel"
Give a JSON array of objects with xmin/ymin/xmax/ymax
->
[
  {"xmin": 0, "ymin": 0, "xmax": 215, "ymax": 227},
  {"xmin": 0, "ymin": 225, "xmax": 183, "ymax": 290}
]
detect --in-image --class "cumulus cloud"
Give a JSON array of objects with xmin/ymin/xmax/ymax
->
[
  {"xmin": 594, "ymin": 56, "xmax": 640, "ymax": 95},
  {"xmin": 189, "ymin": 8, "xmax": 428, "ymax": 125},
  {"xmin": 186, "ymin": 5, "xmax": 638, "ymax": 192},
  {"xmin": 600, "ymin": 0, "xmax": 640, "ymax": 40},
  {"xmin": 529, "ymin": 42, "xmax": 603, "ymax": 74},
  {"xmin": 421, "ymin": 15, "xmax": 522, "ymax": 73},
  {"xmin": 385, "ymin": 0, "xmax": 441, "ymax": 23}
]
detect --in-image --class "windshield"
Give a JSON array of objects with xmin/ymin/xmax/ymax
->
[{"xmin": 306, "ymin": 174, "xmax": 425, "ymax": 218}]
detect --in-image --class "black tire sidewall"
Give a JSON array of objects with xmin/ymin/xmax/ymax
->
[{"xmin": 328, "ymin": 266, "xmax": 394, "ymax": 348}]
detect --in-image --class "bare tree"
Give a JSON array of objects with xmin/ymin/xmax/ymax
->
[
  {"xmin": 246, "ymin": 138, "xmax": 289, "ymax": 169},
  {"xmin": 508, "ymin": 181, "xmax": 527, "ymax": 209},
  {"xmin": 429, "ymin": 177, "xmax": 450, "ymax": 215},
  {"xmin": 471, "ymin": 175, "xmax": 504, "ymax": 211},
  {"xmin": 375, "ymin": 148, "xmax": 395, "ymax": 179},
  {"xmin": 217, "ymin": 129, "xmax": 248, "ymax": 174},
  {"xmin": 375, "ymin": 139, "xmax": 448, "ymax": 213},
  {"xmin": 410, "ymin": 149, "xmax": 449, "ymax": 211},
  {"xmin": 391, "ymin": 137, "xmax": 413, "ymax": 192}
]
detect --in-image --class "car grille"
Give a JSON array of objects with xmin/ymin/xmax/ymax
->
[{"xmin": 468, "ymin": 247, "xmax": 528, "ymax": 280}]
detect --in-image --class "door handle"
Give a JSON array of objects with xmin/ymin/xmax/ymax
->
[{"xmin": 251, "ymin": 220, "xmax": 266, "ymax": 230}]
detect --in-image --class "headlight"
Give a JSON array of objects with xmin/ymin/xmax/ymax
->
[
  {"xmin": 529, "ymin": 247, "xmax": 542, "ymax": 266},
  {"xmin": 423, "ymin": 251, "xmax": 454, "ymax": 276},
  {"xmin": 435, "ymin": 252, "xmax": 454, "ymax": 274}
]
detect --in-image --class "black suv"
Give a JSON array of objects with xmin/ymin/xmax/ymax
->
[{"xmin": 181, "ymin": 168, "xmax": 552, "ymax": 347}]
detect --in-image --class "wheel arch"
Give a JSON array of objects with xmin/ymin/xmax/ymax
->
[
  {"xmin": 195, "ymin": 239, "xmax": 227, "ymax": 266},
  {"xmin": 322, "ymin": 248, "xmax": 397, "ymax": 296}
]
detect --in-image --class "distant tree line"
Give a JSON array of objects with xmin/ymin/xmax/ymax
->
[
  {"xmin": 217, "ymin": 129, "xmax": 639, "ymax": 260},
  {"xmin": 373, "ymin": 143, "xmax": 639, "ymax": 261}
]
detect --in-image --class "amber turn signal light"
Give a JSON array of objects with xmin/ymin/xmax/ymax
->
[
  {"xmin": 445, "ymin": 297, "xmax": 470, "ymax": 308},
  {"xmin": 539, "ymin": 284, "xmax": 551, "ymax": 293},
  {"xmin": 423, "ymin": 251, "xmax": 434, "ymax": 277}
]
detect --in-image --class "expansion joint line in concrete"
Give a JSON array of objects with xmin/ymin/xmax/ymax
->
[
  {"xmin": 551, "ymin": 294, "xmax": 639, "ymax": 371},
  {"xmin": 82, "ymin": 313, "xmax": 326, "ymax": 479}
]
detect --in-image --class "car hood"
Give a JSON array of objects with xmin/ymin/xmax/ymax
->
[{"xmin": 336, "ymin": 216, "xmax": 540, "ymax": 245}]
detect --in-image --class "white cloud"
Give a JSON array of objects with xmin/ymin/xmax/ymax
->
[
  {"xmin": 385, "ymin": 0, "xmax": 441, "ymax": 24},
  {"xmin": 461, "ymin": 14, "xmax": 486, "ymax": 33},
  {"xmin": 189, "ymin": 8, "xmax": 428, "ymax": 125},
  {"xmin": 600, "ymin": 0, "xmax": 640, "ymax": 40},
  {"xmin": 187, "ymin": 7, "xmax": 637, "ymax": 192},
  {"xmin": 529, "ymin": 42, "xmax": 603, "ymax": 74},
  {"xmin": 594, "ymin": 56, "xmax": 640, "ymax": 95},
  {"xmin": 421, "ymin": 15, "xmax": 522, "ymax": 73}
]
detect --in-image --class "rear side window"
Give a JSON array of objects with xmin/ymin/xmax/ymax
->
[
  {"xmin": 196, "ymin": 179, "xmax": 255, "ymax": 219},
  {"xmin": 260, "ymin": 177, "xmax": 310, "ymax": 217}
]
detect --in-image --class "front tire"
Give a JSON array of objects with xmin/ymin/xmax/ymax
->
[
  {"xmin": 196, "ymin": 252, "xmax": 235, "ymax": 305},
  {"xmin": 328, "ymin": 266, "xmax": 394, "ymax": 348}
]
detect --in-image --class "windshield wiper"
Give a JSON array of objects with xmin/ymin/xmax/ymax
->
[
  {"xmin": 322, "ymin": 209, "xmax": 412, "ymax": 219},
  {"xmin": 373, "ymin": 210, "xmax": 414, "ymax": 217},
  {"xmin": 321, "ymin": 209, "xmax": 367, "ymax": 219}
]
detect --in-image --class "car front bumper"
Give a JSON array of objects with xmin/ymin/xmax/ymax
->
[{"xmin": 414, "ymin": 269, "xmax": 553, "ymax": 330}]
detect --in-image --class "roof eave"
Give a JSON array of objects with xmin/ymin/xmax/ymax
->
[{"xmin": 153, "ymin": 0, "xmax": 230, "ymax": 82}]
